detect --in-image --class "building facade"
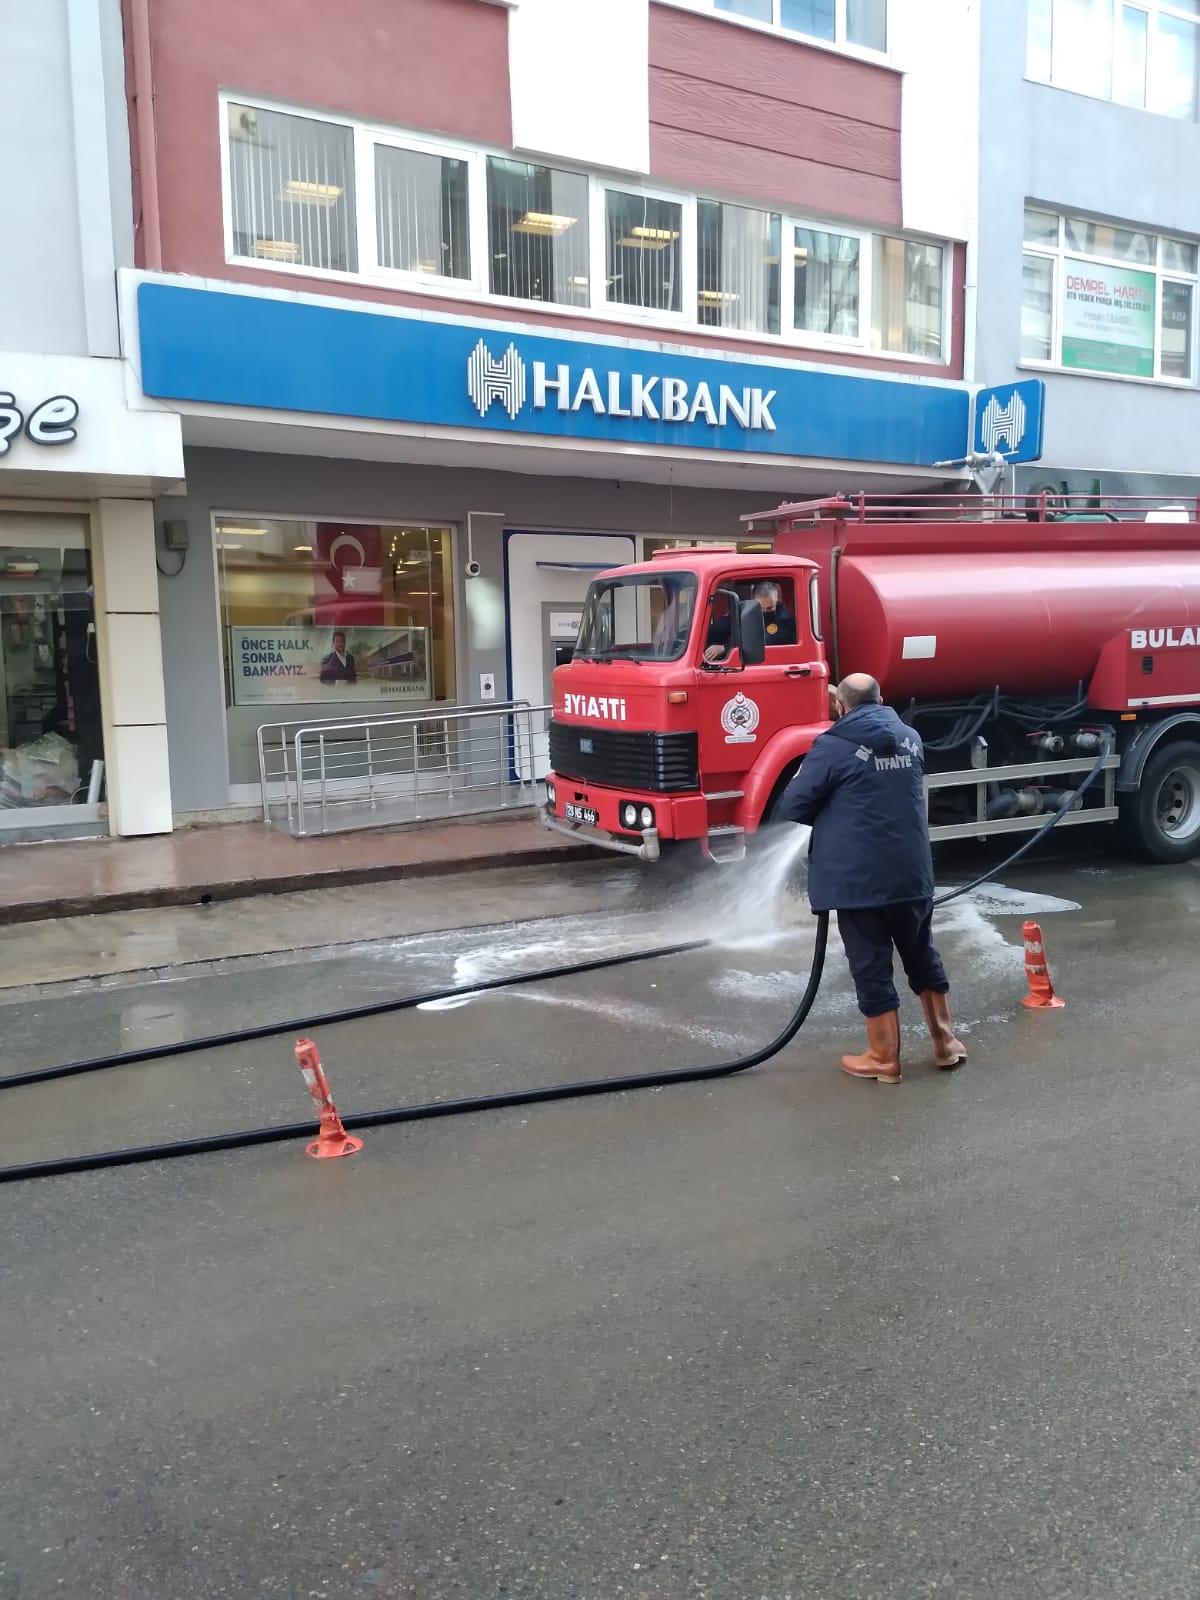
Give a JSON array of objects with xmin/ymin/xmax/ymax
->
[
  {"xmin": 0, "ymin": 1, "xmax": 183, "ymax": 839},
  {"xmin": 976, "ymin": 0, "xmax": 1200, "ymax": 503},
  {"xmin": 111, "ymin": 0, "xmax": 984, "ymax": 821}
]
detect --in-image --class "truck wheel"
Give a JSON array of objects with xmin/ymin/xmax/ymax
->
[{"xmin": 1124, "ymin": 739, "xmax": 1200, "ymax": 862}]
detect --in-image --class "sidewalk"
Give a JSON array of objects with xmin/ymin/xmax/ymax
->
[{"xmin": 0, "ymin": 812, "xmax": 594, "ymax": 924}]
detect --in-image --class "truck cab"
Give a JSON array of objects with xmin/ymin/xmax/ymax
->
[{"xmin": 542, "ymin": 546, "xmax": 830, "ymax": 861}]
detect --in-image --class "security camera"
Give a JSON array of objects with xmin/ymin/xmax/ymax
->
[{"xmin": 465, "ymin": 559, "xmax": 482, "ymax": 579}]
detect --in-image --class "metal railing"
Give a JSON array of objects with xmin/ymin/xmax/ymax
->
[{"xmin": 257, "ymin": 701, "xmax": 551, "ymax": 836}]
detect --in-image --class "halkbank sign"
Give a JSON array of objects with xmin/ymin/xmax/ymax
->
[{"xmin": 136, "ymin": 279, "xmax": 969, "ymax": 466}]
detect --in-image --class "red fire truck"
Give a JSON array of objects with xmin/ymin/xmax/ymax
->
[{"xmin": 541, "ymin": 493, "xmax": 1200, "ymax": 866}]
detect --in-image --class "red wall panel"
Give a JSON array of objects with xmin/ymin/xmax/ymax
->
[
  {"xmin": 128, "ymin": 0, "xmax": 511, "ymax": 277},
  {"xmin": 649, "ymin": 4, "xmax": 901, "ymax": 227}
]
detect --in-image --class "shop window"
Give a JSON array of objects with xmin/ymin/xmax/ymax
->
[
  {"xmin": 487, "ymin": 157, "xmax": 590, "ymax": 305},
  {"xmin": 1021, "ymin": 205, "xmax": 1200, "ymax": 382},
  {"xmin": 227, "ymin": 103, "xmax": 357, "ymax": 272},
  {"xmin": 1028, "ymin": 0, "xmax": 1200, "ymax": 120},
  {"xmin": 605, "ymin": 190, "xmax": 683, "ymax": 314},
  {"xmin": 0, "ymin": 512, "xmax": 102, "ymax": 815},
  {"xmin": 697, "ymin": 200, "xmax": 781, "ymax": 334},
  {"xmin": 794, "ymin": 225, "xmax": 861, "ymax": 338},
  {"xmin": 375, "ymin": 143, "xmax": 471, "ymax": 280},
  {"xmin": 216, "ymin": 517, "xmax": 456, "ymax": 721},
  {"xmin": 873, "ymin": 236, "xmax": 944, "ymax": 359}
]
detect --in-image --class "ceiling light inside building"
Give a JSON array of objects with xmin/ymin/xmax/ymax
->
[
  {"xmin": 254, "ymin": 239, "xmax": 301, "ymax": 262},
  {"xmin": 512, "ymin": 212, "xmax": 577, "ymax": 235},
  {"xmin": 282, "ymin": 179, "xmax": 343, "ymax": 206},
  {"xmin": 219, "ymin": 525, "xmax": 270, "ymax": 538}
]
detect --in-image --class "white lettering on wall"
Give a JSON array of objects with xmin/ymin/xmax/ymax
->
[
  {"xmin": 526, "ymin": 362, "xmax": 778, "ymax": 432},
  {"xmin": 0, "ymin": 391, "xmax": 80, "ymax": 456}
]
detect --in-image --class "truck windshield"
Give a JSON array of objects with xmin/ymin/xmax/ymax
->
[{"xmin": 574, "ymin": 571, "xmax": 698, "ymax": 662}]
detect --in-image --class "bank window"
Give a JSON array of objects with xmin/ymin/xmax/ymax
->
[
  {"xmin": 487, "ymin": 157, "xmax": 590, "ymax": 306},
  {"xmin": 713, "ymin": 0, "xmax": 886, "ymax": 50},
  {"xmin": 873, "ymin": 236, "xmax": 944, "ymax": 359},
  {"xmin": 374, "ymin": 142, "xmax": 471, "ymax": 280},
  {"xmin": 1021, "ymin": 206, "xmax": 1199, "ymax": 381},
  {"xmin": 215, "ymin": 516, "xmax": 457, "ymax": 718},
  {"xmin": 221, "ymin": 98, "xmax": 950, "ymax": 363},
  {"xmin": 227, "ymin": 103, "xmax": 357, "ymax": 272},
  {"xmin": 794, "ymin": 226, "xmax": 861, "ymax": 338},
  {"xmin": 697, "ymin": 200, "xmax": 781, "ymax": 333},
  {"xmin": 605, "ymin": 190, "xmax": 683, "ymax": 314},
  {"xmin": 1027, "ymin": 0, "xmax": 1200, "ymax": 120}
]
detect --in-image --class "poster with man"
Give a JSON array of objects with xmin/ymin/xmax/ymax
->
[{"xmin": 228, "ymin": 624, "xmax": 430, "ymax": 705}]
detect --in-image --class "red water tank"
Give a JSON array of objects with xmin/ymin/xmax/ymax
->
[{"xmin": 784, "ymin": 521, "xmax": 1200, "ymax": 702}]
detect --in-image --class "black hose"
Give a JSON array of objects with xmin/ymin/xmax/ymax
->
[
  {"xmin": 0, "ymin": 915, "xmax": 830, "ymax": 1184},
  {"xmin": 0, "ymin": 937, "xmax": 709, "ymax": 1093}
]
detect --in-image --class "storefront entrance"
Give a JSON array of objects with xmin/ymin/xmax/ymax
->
[{"xmin": 0, "ymin": 511, "xmax": 104, "ymax": 829}]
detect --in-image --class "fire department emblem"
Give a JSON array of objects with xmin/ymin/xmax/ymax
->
[{"xmin": 721, "ymin": 692, "xmax": 760, "ymax": 744}]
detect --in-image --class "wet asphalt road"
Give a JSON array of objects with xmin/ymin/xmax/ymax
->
[{"xmin": 4, "ymin": 852, "xmax": 1200, "ymax": 1598}]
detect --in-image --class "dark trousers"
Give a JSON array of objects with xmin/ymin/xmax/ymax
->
[{"xmin": 837, "ymin": 899, "xmax": 949, "ymax": 1018}]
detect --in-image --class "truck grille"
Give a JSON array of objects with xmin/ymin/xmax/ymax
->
[{"xmin": 549, "ymin": 722, "xmax": 699, "ymax": 794}]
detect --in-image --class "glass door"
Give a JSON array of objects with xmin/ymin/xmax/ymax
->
[{"xmin": 0, "ymin": 511, "xmax": 103, "ymax": 823}]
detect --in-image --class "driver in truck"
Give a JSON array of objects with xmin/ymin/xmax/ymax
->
[
  {"xmin": 778, "ymin": 673, "xmax": 967, "ymax": 1085},
  {"xmin": 704, "ymin": 580, "xmax": 795, "ymax": 662}
]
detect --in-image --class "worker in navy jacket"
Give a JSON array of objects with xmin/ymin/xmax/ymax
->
[{"xmin": 778, "ymin": 673, "xmax": 966, "ymax": 1085}]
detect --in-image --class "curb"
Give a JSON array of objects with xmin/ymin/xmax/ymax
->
[{"xmin": 2, "ymin": 839, "xmax": 603, "ymax": 926}]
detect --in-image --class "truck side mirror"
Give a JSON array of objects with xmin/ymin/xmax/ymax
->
[{"xmin": 738, "ymin": 599, "xmax": 767, "ymax": 666}]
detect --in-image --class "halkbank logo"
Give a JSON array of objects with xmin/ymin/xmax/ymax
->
[
  {"xmin": 979, "ymin": 390, "xmax": 1029, "ymax": 454},
  {"xmin": 466, "ymin": 338, "xmax": 777, "ymax": 432}
]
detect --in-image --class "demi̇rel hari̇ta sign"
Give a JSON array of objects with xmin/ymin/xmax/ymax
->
[
  {"xmin": 229, "ymin": 626, "xmax": 431, "ymax": 707},
  {"xmin": 1061, "ymin": 259, "xmax": 1155, "ymax": 378}
]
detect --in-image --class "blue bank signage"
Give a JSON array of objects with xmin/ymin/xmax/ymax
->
[
  {"xmin": 972, "ymin": 378, "xmax": 1045, "ymax": 465},
  {"xmin": 136, "ymin": 282, "xmax": 970, "ymax": 467}
]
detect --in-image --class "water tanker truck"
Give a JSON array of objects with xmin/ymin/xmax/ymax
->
[{"xmin": 541, "ymin": 492, "xmax": 1200, "ymax": 866}]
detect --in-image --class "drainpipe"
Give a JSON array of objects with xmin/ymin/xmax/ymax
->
[{"xmin": 129, "ymin": 0, "xmax": 162, "ymax": 270}]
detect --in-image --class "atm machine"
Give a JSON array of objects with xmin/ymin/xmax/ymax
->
[{"xmin": 541, "ymin": 603, "xmax": 583, "ymax": 703}]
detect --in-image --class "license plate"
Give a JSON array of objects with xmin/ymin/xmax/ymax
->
[{"xmin": 564, "ymin": 803, "xmax": 598, "ymax": 825}]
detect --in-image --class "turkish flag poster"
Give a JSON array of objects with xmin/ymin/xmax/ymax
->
[{"xmin": 312, "ymin": 524, "xmax": 385, "ymax": 624}]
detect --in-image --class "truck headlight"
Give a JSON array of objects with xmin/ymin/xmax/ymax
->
[
  {"xmin": 639, "ymin": 806, "xmax": 655, "ymax": 830},
  {"xmin": 621, "ymin": 802, "xmax": 638, "ymax": 828},
  {"xmin": 546, "ymin": 780, "xmax": 556, "ymax": 806}
]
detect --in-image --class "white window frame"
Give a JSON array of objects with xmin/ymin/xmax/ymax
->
[
  {"xmin": 595, "ymin": 181, "xmax": 695, "ymax": 326},
  {"xmin": 655, "ymin": 0, "xmax": 889, "ymax": 59},
  {"xmin": 366, "ymin": 128, "xmax": 486, "ymax": 293},
  {"xmin": 220, "ymin": 94, "xmax": 362, "ymax": 281},
  {"xmin": 1027, "ymin": 0, "xmax": 1200, "ymax": 120},
  {"xmin": 218, "ymin": 91, "xmax": 950, "ymax": 365},
  {"xmin": 1020, "ymin": 208, "xmax": 1200, "ymax": 385}
]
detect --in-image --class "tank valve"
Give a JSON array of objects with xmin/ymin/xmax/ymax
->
[
  {"xmin": 1029, "ymin": 732, "xmax": 1065, "ymax": 755},
  {"xmin": 1034, "ymin": 788, "xmax": 1084, "ymax": 813},
  {"xmin": 986, "ymin": 787, "xmax": 1045, "ymax": 821},
  {"xmin": 1071, "ymin": 731, "xmax": 1105, "ymax": 753}
]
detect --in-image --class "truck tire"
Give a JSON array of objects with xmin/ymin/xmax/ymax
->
[{"xmin": 1123, "ymin": 739, "xmax": 1200, "ymax": 862}]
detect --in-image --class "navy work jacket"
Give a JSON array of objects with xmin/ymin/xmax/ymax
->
[{"xmin": 778, "ymin": 703, "xmax": 935, "ymax": 912}]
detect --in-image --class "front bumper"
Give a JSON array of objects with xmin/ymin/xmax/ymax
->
[{"xmin": 541, "ymin": 806, "xmax": 661, "ymax": 861}]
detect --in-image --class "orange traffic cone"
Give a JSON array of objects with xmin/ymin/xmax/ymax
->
[
  {"xmin": 294, "ymin": 1037, "xmax": 364, "ymax": 1159},
  {"xmin": 1021, "ymin": 920, "xmax": 1064, "ymax": 1009}
]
